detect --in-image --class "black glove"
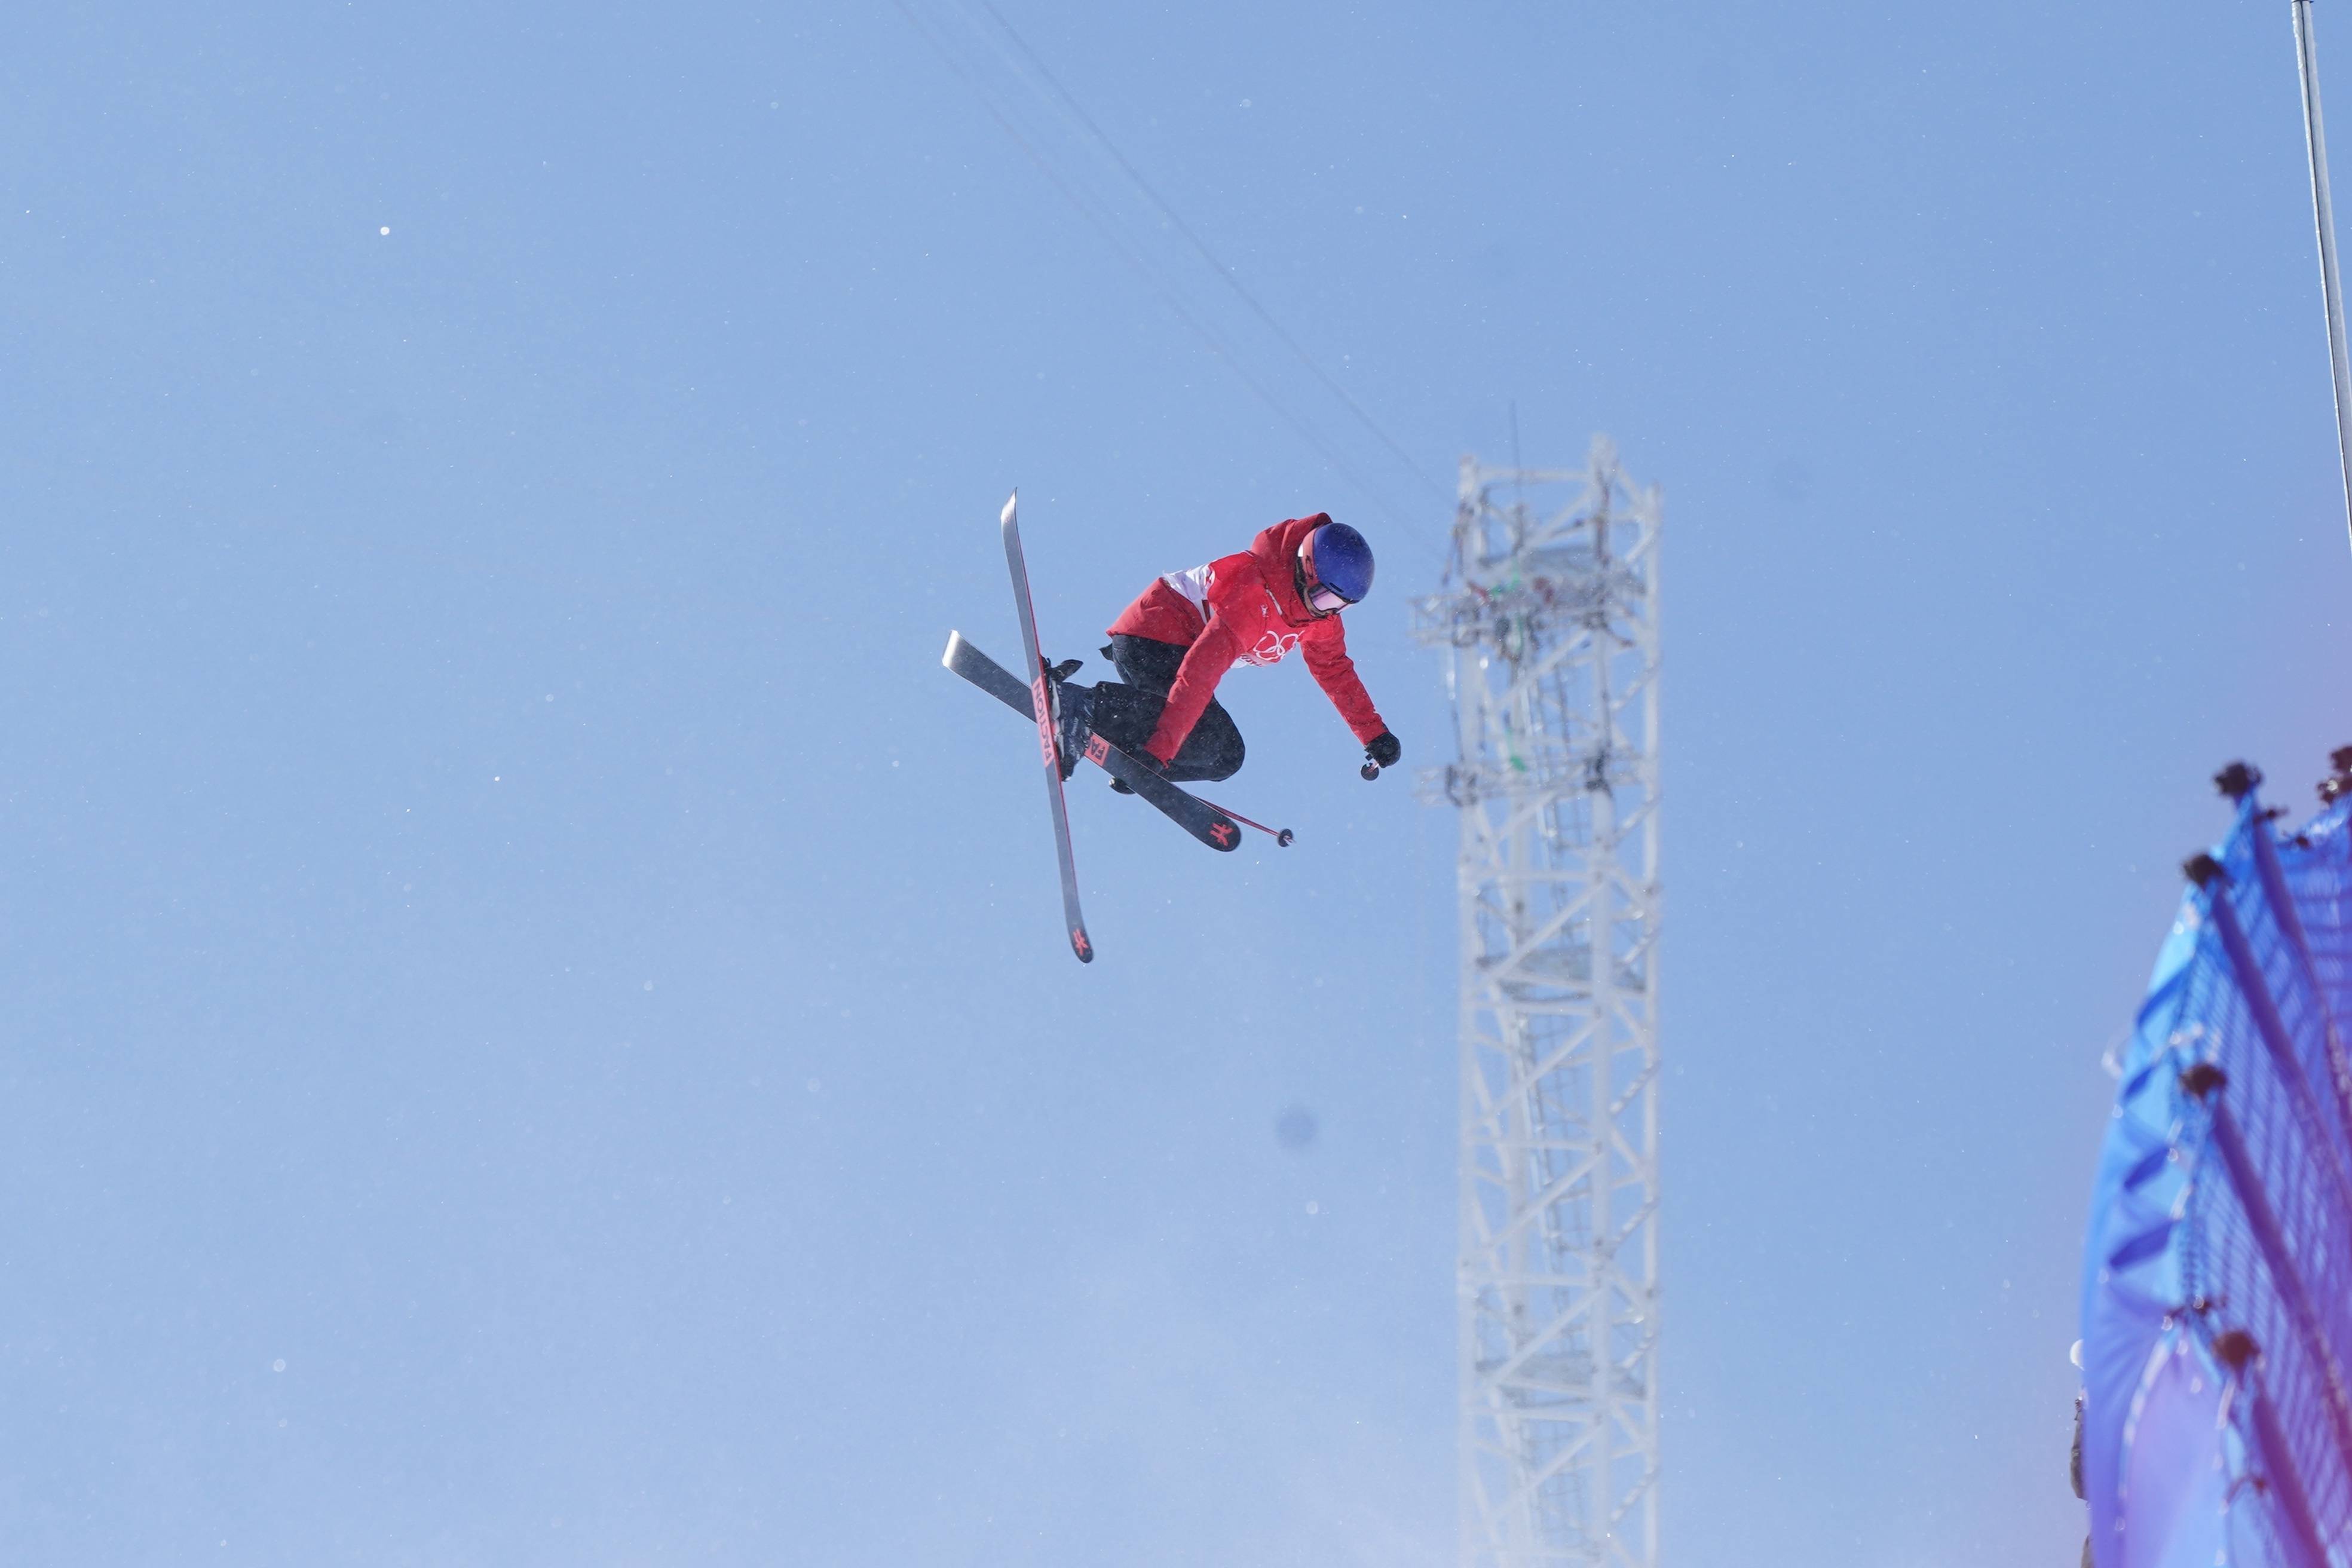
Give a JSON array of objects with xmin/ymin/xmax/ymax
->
[{"xmin": 1365, "ymin": 731, "xmax": 1402, "ymax": 769}]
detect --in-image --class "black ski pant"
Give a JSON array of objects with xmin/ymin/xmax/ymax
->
[{"xmin": 1088, "ymin": 633, "xmax": 1245, "ymax": 784}]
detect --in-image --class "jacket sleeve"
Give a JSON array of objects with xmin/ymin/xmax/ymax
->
[
  {"xmin": 1301, "ymin": 617, "xmax": 1386, "ymax": 744},
  {"xmin": 1144, "ymin": 613, "xmax": 1242, "ymax": 764}
]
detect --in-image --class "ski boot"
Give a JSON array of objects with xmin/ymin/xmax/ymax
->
[
  {"xmin": 1043, "ymin": 658, "xmax": 1091, "ymax": 781},
  {"xmin": 1076, "ymin": 679, "xmax": 1160, "ymax": 794}
]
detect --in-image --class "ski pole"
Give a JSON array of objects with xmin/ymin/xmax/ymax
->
[{"xmin": 1196, "ymin": 797, "xmax": 1295, "ymax": 848}]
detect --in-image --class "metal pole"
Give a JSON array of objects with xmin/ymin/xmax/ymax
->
[{"xmin": 2292, "ymin": 0, "xmax": 2352, "ymax": 551}]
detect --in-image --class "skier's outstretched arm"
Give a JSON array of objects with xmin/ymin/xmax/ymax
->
[{"xmin": 1301, "ymin": 620, "xmax": 1398, "ymax": 769}]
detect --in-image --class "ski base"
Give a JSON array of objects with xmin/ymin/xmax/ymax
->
[{"xmin": 997, "ymin": 495, "xmax": 1094, "ymax": 962}]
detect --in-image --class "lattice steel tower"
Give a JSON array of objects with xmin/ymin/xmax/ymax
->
[{"xmin": 1410, "ymin": 436, "xmax": 1663, "ymax": 1568}]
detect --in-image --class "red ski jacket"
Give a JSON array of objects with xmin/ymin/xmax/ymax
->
[{"xmin": 1105, "ymin": 513, "xmax": 1388, "ymax": 764}]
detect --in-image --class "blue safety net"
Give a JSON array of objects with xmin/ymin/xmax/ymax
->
[{"xmin": 2082, "ymin": 778, "xmax": 2352, "ymax": 1568}]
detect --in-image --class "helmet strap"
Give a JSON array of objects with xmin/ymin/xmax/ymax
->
[{"xmin": 1294, "ymin": 547, "xmax": 1330, "ymax": 618}]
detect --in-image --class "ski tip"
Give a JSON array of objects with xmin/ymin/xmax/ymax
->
[
  {"xmin": 942, "ymin": 629, "xmax": 966, "ymax": 668},
  {"xmin": 1070, "ymin": 924, "xmax": 1094, "ymax": 963},
  {"xmin": 1000, "ymin": 491, "xmax": 1018, "ymax": 529}
]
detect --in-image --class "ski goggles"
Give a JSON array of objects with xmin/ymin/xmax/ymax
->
[{"xmin": 1307, "ymin": 581, "xmax": 1355, "ymax": 614}]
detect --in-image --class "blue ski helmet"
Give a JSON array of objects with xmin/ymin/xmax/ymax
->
[{"xmin": 1298, "ymin": 521, "xmax": 1374, "ymax": 613}]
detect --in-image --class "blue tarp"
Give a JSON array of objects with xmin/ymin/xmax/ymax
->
[{"xmin": 2083, "ymin": 780, "xmax": 2352, "ymax": 1568}]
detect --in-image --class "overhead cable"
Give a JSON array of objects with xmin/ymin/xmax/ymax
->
[
  {"xmin": 973, "ymin": 0, "xmax": 1450, "ymax": 512},
  {"xmin": 892, "ymin": 0, "xmax": 1436, "ymax": 540}
]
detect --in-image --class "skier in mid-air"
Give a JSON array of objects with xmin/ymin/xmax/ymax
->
[{"xmin": 1045, "ymin": 513, "xmax": 1402, "ymax": 788}]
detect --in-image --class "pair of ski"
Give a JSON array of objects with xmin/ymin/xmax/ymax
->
[{"xmin": 943, "ymin": 492, "xmax": 1290, "ymax": 963}]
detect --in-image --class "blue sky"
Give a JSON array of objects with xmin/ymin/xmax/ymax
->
[{"xmin": 5, "ymin": 2, "xmax": 2351, "ymax": 1564}]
